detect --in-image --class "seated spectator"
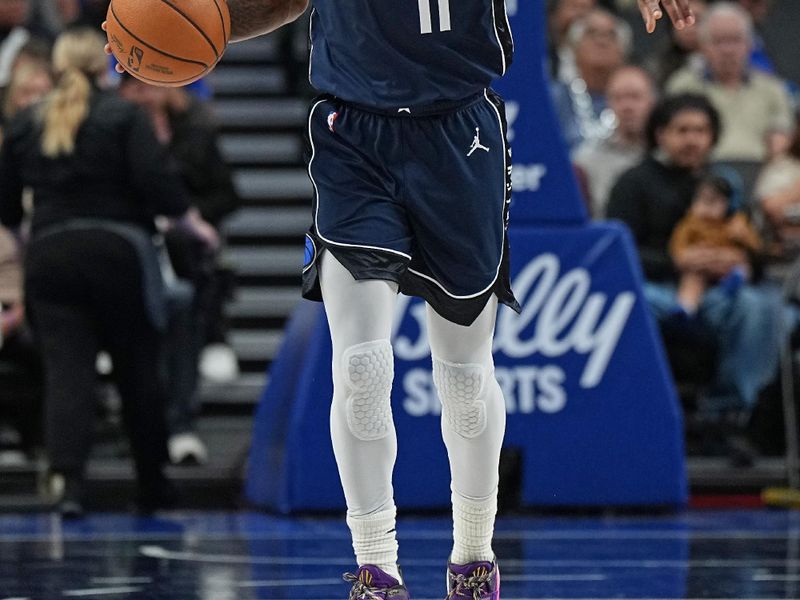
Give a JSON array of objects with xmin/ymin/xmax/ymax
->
[
  {"xmin": 736, "ymin": 0, "xmax": 779, "ymax": 76},
  {"xmin": 665, "ymin": 2, "xmax": 793, "ymax": 164},
  {"xmin": 0, "ymin": 28, "xmax": 217, "ymax": 516},
  {"xmin": 669, "ymin": 174, "xmax": 762, "ymax": 316},
  {"xmin": 2, "ymin": 59, "xmax": 51, "ymax": 123},
  {"xmin": 753, "ymin": 122, "xmax": 800, "ymax": 273},
  {"xmin": 573, "ymin": 65, "xmax": 656, "ymax": 218},
  {"xmin": 646, "ymin": 0, "xmax": 708, "ymax": 88},
  {"xmin": 0, "ymin": 224, "xmax": 40, "ymax": 460},
  {"xmin": 550, "ymin": 7, "xmax": 632, "ymax": 151},
  {"xmin": 0, "ymin": 1, "xmax": 28, "ymax": 84},
  {"xmin": 547, "ymin": 0, "xmax": 597, "ymax": 83},
  {"xmin": 607, "ymin": 93, "xmax": 783, "ymax": 416},
  {"xmin": 118, "ymin": 74, "xmax": 239, "ymax": 465}
]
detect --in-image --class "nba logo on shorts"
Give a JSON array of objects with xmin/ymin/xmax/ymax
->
[
  {"xmin": 303, "ymin": 234, "xmax": 316, "ymax": 271},
  {"xmin": 128, "ymin": 46, "xmax": 143, "ymax": 72},
  {"xmin": 327, "ymin": 111, "xmax": 339, "ymax": 133}
]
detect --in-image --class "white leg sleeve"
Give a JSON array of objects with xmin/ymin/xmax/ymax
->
[
  {"xmin": 427, "ymin": 297, "xmax": 506, "ymax": 564},
  {"xmin": 320, "ymin": 251, "xmax": 398, "ymax": 516}
]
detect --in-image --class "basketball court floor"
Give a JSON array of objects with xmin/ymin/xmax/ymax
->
[{"xmin": 1, "ymin": 508, "xmax": 799, "ymax": 599}]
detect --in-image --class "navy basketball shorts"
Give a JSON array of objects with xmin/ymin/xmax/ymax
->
[{"xmin": 302, "ymin": 89, "xmax": 520, "ymax": 327}]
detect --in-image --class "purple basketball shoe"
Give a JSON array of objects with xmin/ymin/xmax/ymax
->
[
  {"xmin": 446, "ymin": 560, "xmax": 499, "ymax": 599},
  {"xmin": 343, "ymin": 565, "xmax": 410, "ymax": 599}
]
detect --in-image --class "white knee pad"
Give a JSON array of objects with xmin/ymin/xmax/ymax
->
[
  {"xmin": 433, "ymin": 358, "xmax": 487, "ymax": 439},
  {"xmin": 342, "ymin": 340, "xmax": 394, "ymax": 441}
]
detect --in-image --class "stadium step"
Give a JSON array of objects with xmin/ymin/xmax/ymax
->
[
  {"xmin": 199, "ymin": 373, "xmax": 268, "ymax": 408},
  {"xmin": 232, "ymin": 168, "xmax": 313, "ymax": 202},
  {"xmin": 209, "ymin": 65, "xmax": 286, "ymax": 96},
  {"xmin": 229, "ymin": 330, "xmax": 284, "ymax": 364},
  {"xmin": 222, "ymin": 245, "xmax": 303, "ymax": 277},
  {"xmin": 213, "ymin": 98, "xmax": 308, "ymax": 130},
  {"xmin": 226, "ymin": 286, "xmax": 302, "ymax": 319},
  {"xmin": 219, "ymin": 133, "xmax": 303, "ymax": 166},
  {"xmin": 221, "ymin": 36, "xmax": 279, "ymax": 64},
  {"xmin": 223, "ymin": 206, "xmax": 309, "ymax": 239}
]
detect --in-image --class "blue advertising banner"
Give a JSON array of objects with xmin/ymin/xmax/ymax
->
[
  {"xmin": 246, "ymin": 224, "xmax": 687, "ymax": 512},
  {"xmin": 493, "ymin": 0, "xmax": 587, "ymax": 225}
]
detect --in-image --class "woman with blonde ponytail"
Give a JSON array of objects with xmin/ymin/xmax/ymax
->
[
  {"xmin": 0, "ymin": 27, "xmax": 218, "ymax": 518},
  {"xmin": 41, "ymin": 28, "xmax": 105, "ymax": 158}
]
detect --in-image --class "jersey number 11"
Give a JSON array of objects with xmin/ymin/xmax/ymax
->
[{"xmin": 418, "ymin": 0, "xmax": 451, "ymax": 34}]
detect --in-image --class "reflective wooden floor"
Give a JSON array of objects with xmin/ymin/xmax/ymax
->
[{"xmin": 2, "ymin": 509, "xmax": 800, "ymax": 599}]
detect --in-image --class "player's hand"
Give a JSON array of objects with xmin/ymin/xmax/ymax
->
[
  {"xmin": 101, "ymin": 21, "xmax": 126, "ymax": 74},
  {"xmin": 638, "ymin": 0, "xmax": 694, "ymax": 34}
]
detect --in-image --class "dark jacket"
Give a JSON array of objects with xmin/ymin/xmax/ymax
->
[
  {"xmin": 606, "ymin": 155, "xmax": 700, "ymax": 283},
  {"xmin": 0, "ymin": 90, "xmax": 189, "ymax": 233},
  {"xmin": 168, "ymin": 99, "xmax": 238, "ymax": 226}
]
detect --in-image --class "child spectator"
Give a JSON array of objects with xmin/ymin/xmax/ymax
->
[{"xmin": 669, "ymin": 174, "xmax": 762, "ymax": 315}]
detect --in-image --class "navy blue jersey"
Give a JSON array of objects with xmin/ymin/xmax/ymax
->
[{"xmin": 308, "ymin": 0, "xmax": 513, "ymax": 109}]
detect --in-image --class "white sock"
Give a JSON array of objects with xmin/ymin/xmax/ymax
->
[
  {"xmin": 346, "ymin": 507, "xmax": 402, "ymax": 583},
  {"xmin": 451, "ymin": 490, "xmax": 497, "ymax": 565}
]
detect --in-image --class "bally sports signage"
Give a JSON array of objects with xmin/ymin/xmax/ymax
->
[
  {"xmin": 246, "ymin": 225, "xmax": 687, "ymax": 512},
  {"xmin": 397, "ymin": 252, "xmax": 636, "ymax": 416}
]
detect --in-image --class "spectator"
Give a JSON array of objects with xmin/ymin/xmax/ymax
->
[
  {"xmin": 550, "ymin": 8, "xmax": 632, "ymax": 151},
  {"xmin": 0, "ymin": 224, "xmax": 40, "ymax": 460},
  {"xmin": 573, "ymin": 65, "xmax": 656, "ymax": 218},
  {"xmin": 118, "ymin": 74, "xmax": 239, "ymax": 465},
  {"xmin": 665, "ymin": 2, "xmax": 793, "ymax": 164},
  {"xmin": 0, "ymin": 0, "xmax": 34, "ymax": 88},
  {"xmin": 753, "ymin": 122, "xmax": 800, "ymax": 272},
  {"xmin": 2, "ymin": 59, "xmax": 51, "ymax": 123},
  {"xmin": 607, "ymin": 93, "xmax": 783, "ymax": 415},
  {"xmin": 0, "ymin": 225, "xmax": 21, "ymax": 339},
  {"xmin": 736, "ymin": 0, "xmax": 779, "ymax": 76},
  {"xmin": 646, "ymin": 0, "xmax": 708, "ymax": 88},
  {"xmin": 547, "ymin": 0, "xmax": 597, "ymax": 83},
  {"xmin": 0, "ymin": 28, "xmax": 217, "ymax": 516},
  {"xmin": 669, "ymin": 174, "xmax": 762, "ymax": 316}
]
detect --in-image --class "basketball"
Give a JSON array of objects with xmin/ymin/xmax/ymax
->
[{"xmin": 105, "ymin": 0, "xmax": 230, "ymax": 87}]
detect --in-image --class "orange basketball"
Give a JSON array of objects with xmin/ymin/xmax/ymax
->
[{"xmin": 105, "ymin": 0, "xmax": 230, "ymax": 87}]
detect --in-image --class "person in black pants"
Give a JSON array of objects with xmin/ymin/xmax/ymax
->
[{"xmin": 0, "ymin": 27, "xmax": 217, "ymax": 517}]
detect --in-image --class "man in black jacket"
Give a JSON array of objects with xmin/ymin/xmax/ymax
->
[{"xmin": 608, "ymin": 93, "xmax": 782, "ymax": 415}]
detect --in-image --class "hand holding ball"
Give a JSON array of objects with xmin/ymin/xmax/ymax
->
[{"xmin": 104, "ymin": 0, "xmax": 230, "ymax": 86}]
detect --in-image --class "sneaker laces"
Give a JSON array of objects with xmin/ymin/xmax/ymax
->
[
  {"xmin": 343, "ymin": 572, "xmax": 386, "ymax": 600},
  {"xmin": 447, "ymin": 567, "xmax": 493, "ymax": 600}
]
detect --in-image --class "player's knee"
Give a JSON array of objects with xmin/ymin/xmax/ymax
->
[
  {"xmin": 433, "ymin": 358, "xmax": 487, "ymax": 439},
  {"xmin": 342, "ymin": 339, "xmax": 394, "ymax": 441}
]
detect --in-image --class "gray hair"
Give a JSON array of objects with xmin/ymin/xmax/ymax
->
[
  {"xmin": 567, "ymin": 9, "xmax": 633, "ymax": 58},
  {"xmin": 698, "ymin": 2, "xmax": 754, "ymax": 45}
]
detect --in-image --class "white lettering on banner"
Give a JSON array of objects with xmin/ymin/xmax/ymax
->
[
  {"xmin": 511, "ymin": 163, "xmax": 547, "ymax": 192},
  {"xmin": 401, "ymin": 365, "xmax": 567, "ymax": 416},
  {"xmin": 493, "ymin": 254, "xmax": 636, "ymax": 388},
  {"xmin": 393, "ymin": 296, "xmax": 430, "ymax": 361},
  {"xmin": 505, "ymin": 101, "xmax": 519, "ymax": 142},
  {"xmin": 402, "ymin": 369, "xmax": 441, "ymax": 417},
  {"xmin": 395, "ymin": 253, "xmax": 636, "ymax": 392},
  {"xmin": 503, "ymin": 103, "xmax": 547, "ymax": 191}
]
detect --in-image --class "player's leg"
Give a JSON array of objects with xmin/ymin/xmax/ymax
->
[
  {"xmin": 320, "ymin": 250, "xmax": 406, "ymax": 589},
  {"xmin": 428, "ymin": 297, "xmax": 505, "ymax": 599}
]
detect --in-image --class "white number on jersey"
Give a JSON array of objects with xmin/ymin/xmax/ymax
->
[{"xmin": 418, "ymin": 0, "xmax": 451, "ymax": 34}]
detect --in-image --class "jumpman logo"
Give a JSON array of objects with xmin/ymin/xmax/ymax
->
[{"xmin": 467, "ymin": 127, "xmax": 490, "ymax": 156}]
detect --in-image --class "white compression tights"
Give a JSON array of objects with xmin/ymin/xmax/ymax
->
[{"xmin": 320, "ymin": 252, "xmax": 506, "ymax": 569}]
